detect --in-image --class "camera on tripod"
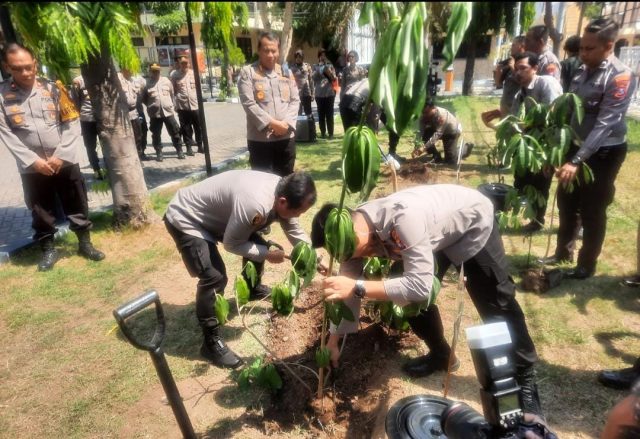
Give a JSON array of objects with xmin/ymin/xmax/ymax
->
[
  {"xmin": 427, "ymin": 61, "xmax": 442, "ymax": 97},
  {"xmin": 386, "ymin": 322, "xmax": 556, "ymax": 439}
]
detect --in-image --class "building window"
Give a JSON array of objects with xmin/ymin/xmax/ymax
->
[
  {"xmin": 236, "ymin": 36, "xmax": 252, "ymax": 62},
  {"xmin": 131, "ymin": 37, "xmax": 144, "ymax": 47},
  {"xmin": 155, "ymin": 36, "xmax": 190, "ymax": 46}
]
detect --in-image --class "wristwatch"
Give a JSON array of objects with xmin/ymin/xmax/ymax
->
[
  {"xmin": 354, "ymin": 279, "xmax": 366, "ymax": 299},
  {"xmin": 570, "ymin": 156, "xmax": 582, "ymax": 166}
]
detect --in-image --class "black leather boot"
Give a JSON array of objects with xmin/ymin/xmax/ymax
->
[
  {"xmin": 76, "ymin": 231, "xmax": 105, "ymax": 261},
  {"xmin": 249, "ymin": 284, "xmax": 272, "ymax": 301},
  {"xmin": 598, "ymin": 357, "xmax": 640, "ymax": 390},
  {"xmin": 201, "ymin": 325, "xmax": 243, "ymax": 369},
  {"xmin": 517, "ymin": 365, "xmax": 543, "ymax": 417},
  {"xmin": 155, "ymin": 149, "xmax": 164, "ymax": 162},
  {"xmin": 402, "ymin": 351, "xmax": 460, "ymax": 378},
  {"xmin": 38, "ymin": 237, "xmax": 59, "ymax": 272},
  {"xmin": 176, "ymin": 148, "xmax": 186, "ymax": 160},
  {"xmin": 186, "ymin": 146, "xmax": 195, "ymax": 156}
]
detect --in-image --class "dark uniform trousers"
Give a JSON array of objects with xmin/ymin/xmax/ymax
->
[
  {"xmin": 177, "ymin": 109, "xmax": 202, "ymax": 149},
  {"xmin": 80, "ymin": 121, "xmax": 101, "ymax": 172},
  {"xmin": 164, "ymin": 217, "xmax": 267, "ymax": 329},
  {"xmin": 21, "ymin": 164, "xmax": 93, "ymax": 242},
  {"xmin": 137, "ymin": 106, "xmax": 148, "ymax": 150},
  {"xmin": 299, "ymin": 96, "xmax": 313, "ymax": 116},
  {"xmin": 421, "ymin": 129, "xmax": 461, "ymax": 164},
  {"xmin": 380, "ymin": 111, "xmax": 400, "ymax": 155},
  {"xmin": 406, "ymin": 222, "xmax": 538, "ymax": 370},
  {"xmin": 514, "ymin": 170, "xmax": 553, "ymax": 225},
  {"xmin": 315, "ymin": 96, "xmax": 335, "ymax": 137},
  {"xmin": 248, "ymin": 137, "xmax": 296, "ymax": 177},
  {"xmin": 339, "ymin": 106, "xmax": 360, "ymax": 132},
  {"xmin": 149, "ymin": 116, "xmax": 182, "ymax": 153},
  {"xmin": 555, "ymin": 144, "xmax": 627, "ymax": 271},
  {"xmin": 130, "ymin": 118, "xmax": 145, "ymax": 156}
]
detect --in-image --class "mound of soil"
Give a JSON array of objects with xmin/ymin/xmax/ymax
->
[
  {"xmin": 520, "ymin": 268, "xmax": 563, "ymax": 293},
  {"xmin": 257, "ymin": 287, "xmax": 415, "ymax": 437}
]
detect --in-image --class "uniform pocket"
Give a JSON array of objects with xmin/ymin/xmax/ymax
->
[
  {"xmin": 279, "ymin": 79, "xmax": 291, "ymax": 102},
  {"xmin": 7, "ymin": 109, "xmax": 27, "ymax": 128},
  {"xmin": 253, "ymin": 80, "xmax": 271, "ymax": 103}
]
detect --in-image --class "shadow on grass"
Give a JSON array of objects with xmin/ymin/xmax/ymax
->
[{"xmin": 594, "ymin": 330, "xmax": 640, "ymax": 366}]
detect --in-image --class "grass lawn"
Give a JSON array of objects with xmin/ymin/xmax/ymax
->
[{"xmin": 1, "ymin": 96, "xmax": 639, "ymax": 438}]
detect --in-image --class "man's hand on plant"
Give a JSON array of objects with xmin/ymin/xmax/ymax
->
[
  {"xmin": 481, "ymin": 109, "xmax": 501, "ymax": 129},
  {"xmin": 327, "ymin": 333, "xmax": 341, "ymax": 368},
  {"xmin": 31, "ymin": 158, "xmax": 55, "ymax": 176},
  {"xmin": 555, "ymin": 162, "xmax": 578, "ymax": 185},
  {"xmin": 322, "ymin": 275, "xmax": 356, "ymax": 301},
  {"xmin": 412, "ymin": 146, "xmax": 424, "ymax": 159},
  {"xmin": 266, "ymin": 248, "xmax": 286, "ymax": 263}
]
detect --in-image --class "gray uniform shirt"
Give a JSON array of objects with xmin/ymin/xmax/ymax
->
[
  {"xmin": 333, "ymin": 184, "xmax": 494, "ymax": 335},
  {"xmin": 510, "ymin": 74, "xmax": 563, "ymax": 115},
  {"xmin": 418, "ymin": 107, "xmax": 460, "ymax": 145},
  {"xmin": 538, "ymin": 49, "xmax": 561, "ymax": 80},
  {"xmin": 570, "ymin": 55, "xmax": 636, "ymax": 162},
  {"xmin": 119, "ymin": 73, "xmax": 143, "ymax": 121},
  {"xmin": 312, "ymin": 63, "xmax": 337, "ymax": 98},
  {"xmin": 340, "ymin": 65, "xmax": 367, "ymax": 98},
  {"xmin": 238, "ymin": 63, "xmax": 299, "ymax": 142},
  {"xmin": 142, "ymin": 76, "xmax": 176, "ymax": 119},
  {"xmin": 290, "ymin": 62, "xmax": 314, "ymax": 98},
  {"xmin": 170, "ymin": 68, "xmax": 198, "ymax": 111},
  {"xmin": 0, "ymin": 78, "xmax": 82, "ymax": 173},
  {"xmin": 164, "ymin": 170, "xmax": 310, "ymax": 260},
  {"xmin": 71, "ymin": 75, "xmax": 95, "ymax": 122}
]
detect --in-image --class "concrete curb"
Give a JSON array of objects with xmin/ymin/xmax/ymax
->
[{"xmin": 0, "ymin": 151, "xmax": 249, "ymax": 265}]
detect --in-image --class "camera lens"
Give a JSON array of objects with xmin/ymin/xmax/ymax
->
[{"xmin": 441, "ymin": 402, "xmax": 493, "ymax": 439}]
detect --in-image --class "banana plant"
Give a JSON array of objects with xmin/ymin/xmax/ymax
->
[{"xmin": 491, "ymin": 93, "xmax": 594, "ymax": 228}]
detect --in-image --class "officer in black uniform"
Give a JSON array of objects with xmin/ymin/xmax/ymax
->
[{"xmin": 544, "ymin": 18, "xmax": 637, "ymax": 279}]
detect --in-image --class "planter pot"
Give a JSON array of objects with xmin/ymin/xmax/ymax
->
[{"xmin": 477, "ymin": 182, "xmax": 513, "ymax": 212}]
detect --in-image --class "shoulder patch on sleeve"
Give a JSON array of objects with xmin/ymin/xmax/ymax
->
[
  {"xmin": 613, "ymin": 71, "xmax": 631, "ymax": 100},
  {"xmin": 252, "ymin": 213, "xmax": 265, "ymax": 226},
  {"xmin": 390, "ymin": 227, "xmax": 407, "ymax": 251}
]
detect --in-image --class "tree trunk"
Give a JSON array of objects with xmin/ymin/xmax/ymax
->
[
  {"xmin": 462, "ymin": 40, "xmax": 476, "ymax": 96},
  {"xmin": 81, "ymin": 45, "xmax": 155, "ymax": 228},
  {"xmin": 258, "ymin": 2, "xmax": 271, "ymax": 31},
  {"xmin": 222, "ymin": 45, "xmax": 230, "ymax": 97},
  {"xmin": 279, "ymin": 2, "xmax": 294, "ymax": 64},
  {"xmin": 544, "ymin": 1, "xmax": 562, "ymax": 56}
]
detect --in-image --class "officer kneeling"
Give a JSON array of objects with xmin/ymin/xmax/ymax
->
[{"xmin": 311, "ymin": 184, "xmax": 543, "ymax": 417}]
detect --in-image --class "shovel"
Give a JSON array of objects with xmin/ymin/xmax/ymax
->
[{"xmin": 113, "ymin": 290, "xmax": 196, "ymax": 439}]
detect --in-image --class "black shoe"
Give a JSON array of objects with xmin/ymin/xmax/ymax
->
[
  {"xmin": 177, "ymin": 151, "xmax": 186, "ymax": 160},
  {"xmin": 93, "ymin": 169, "xmax": 105, "ymax": 180},
  {"xmin": 78, "ymin": 241, "xmax": 105, "ymax": 261},
  {"xmin": 156, "ymin": 151, "xmax": 164, "ymax": 162},
  {"xmin": 200, "ymin": 335, "xmax": 243, "ymax": 369},
  {"xmin": 402, "ymin": 352, "xmax": 460, "ymax": 378},
  {"xmin": 621, "ymin": 275, "xmax": 640, "ymax": 288},
  {"xmin": 564, "ymin": 266, "xmax": 594, "ymax": 280},
  {"xmin": 520, "ymin": 222, "xmax": 543, "ymax": 233},
  {"xmin": 390, "ymin": 152, "xmax": 406, "ymax": 164},
  {"xmin": 250, "ymin": 284, "xmax": 272, "ymax": 301},
  {"xmin": 598, "ymin": 366, "xmax": 640, "ymax": 390},
  {"xmin": 517, "ymin": 365, "xmax": 543, "ymax": 417},
  {"xmin": 186, "ymin": 147, "xmax": 195, "ymax": 156},
  {"xmin": 537, "ymin": 255, "xmax": 573, "ymax": 265},
  {"xmin": 38, "ymin": 247, "xmax": 59, "ymax": 272},
  {"xmin": 197, "ymin": 146, "xmax": 204, "ymax": 154},
  {"xmin": 138, "ymin": 152, "xmax": 149, "ymax": 161}
]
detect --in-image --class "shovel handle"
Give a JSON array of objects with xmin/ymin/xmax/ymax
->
[{"xmin": 113, "ymin": 290, "xmax": 165, "ymax": 352}]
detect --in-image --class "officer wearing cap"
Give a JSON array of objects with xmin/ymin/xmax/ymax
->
[
  {"xmin": 311, "ymin": 184, "xmax": 543, "ymax": 417},
  {"xmin": 312, "ymin": 48, "xmax": 337, "ymax": 139},
  {"xmin": 0, "ymin": 43, "xmax": 105, "ymax": 271},
  {"xmin": 71, "ymin": 74, "xmax": 105, "ymax": 179},
  {"xmin": 340, "ymin": 50, "xmax": 367, "ymax": 99},
  {"xmin": 413, "ymin": 102, "xmax": 463, "ymax": 164},
  {"xmin": 164, "ymin": 170, "xmax": 316, "ymax": 368},
  {"xmin": 543, "ymin": 18, "xmax": 637, "ymax": 279},
  {"xmin": 170, "ymin": 56, "xmax": 200, "ymax": 156},
  {"xmin": 525, "ymin": 25, "xmax": 562, "ymax": 81},
  {"xmin": 238, "ymin": 32, "xmax": 300, "ymax": 177},
  {"xmin": 290, "ymin": 49, "xmax": 314, "ymax": 116},
  {"xmin": 141, "ymin": 63, "xmax": 185, "ymax": 162}
]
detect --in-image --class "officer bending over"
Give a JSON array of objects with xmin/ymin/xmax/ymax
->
[
  {"xmin": 164, "ymin": 170, "xmax": 316, "ymax": 368},
  {"xmin": 311, "ymin": 184, "xmax": 543, "ymax": 416}
]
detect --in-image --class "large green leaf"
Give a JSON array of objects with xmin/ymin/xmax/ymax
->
[
  {"xmin": 234, "ymin": 275, "xmax": 250, "ymax": 308},
  {"xmin": 442, "ymin": 2, "xmax": 472, "ymax": 69},
  {"xmin": 214, "ymin": 293, "xmax": 230, "ymax": 325}
]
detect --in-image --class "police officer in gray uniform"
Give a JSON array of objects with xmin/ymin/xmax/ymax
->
[
  {"xmin": 413, "ymin": 103, "xmax": 462, "ymax": 164},
  {"xmin": 510, "ymin": 51, "xmax": 563, "ymax": 232},
  {"xmin": 120, "ymin": 68, "xmax": 148, "ymax": 160},
  {"xmin": 141, "ymin": 63, "xmax": 184, "ymax": 162},
  {"xmin": 340, "ymin": 50, "xmax": 367, "ymax": 100},
  {"xmin": 71, "ymin": 74, "xmax": 104, "ymax": 179},
  {"xmin": 544, "ymin": 18, "xmax": 637, "ymax": 279},
  {"xmin": 238, "ymin": 32, "xmax": 300, "ymax": 177},
  {"xmin": 311, "ymin": 184, "xmax": 542, "ymax": 416},
  {"xmin": 525, "ymin": 25, "xmax": 561, "ymax": 80},
  {"xmin": 290, "ymin": 49, "xmax": 314, "ymax": 116},
  {"xmin": 170, "ymin": 56, "xmax": 200, "ymax": 156},
  {"xmin": 0, "ymin": 44, "xmax": 104, "ymax": 271},
  {"xmin": 164, "ymin": 170, "xmax": 316, "ymax": 368}
]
